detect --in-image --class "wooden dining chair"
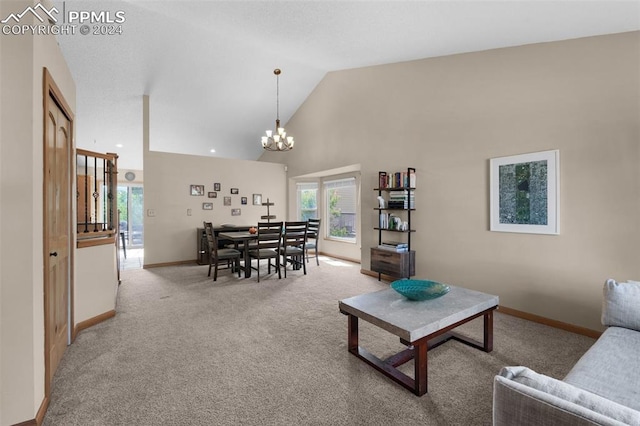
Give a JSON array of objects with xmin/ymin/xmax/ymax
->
[
  {"xmin": 305, "ymin": 218, "xmax": 321, "ymax": 266},
  {"xmin": 203, "ymin": 222, "xmax": 241, "ymax": 281},
  {"xmin": 280, "ymin": 221, "xmax": 308, "ymax": 277},
  {"xmin": 248, "ymin": 221, "xmax": 283, "ymax": 282}
]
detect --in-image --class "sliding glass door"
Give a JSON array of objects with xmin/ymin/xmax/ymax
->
[{"xmin": 117, "ymin": 185, "xmax": 144, "ymax": 247}]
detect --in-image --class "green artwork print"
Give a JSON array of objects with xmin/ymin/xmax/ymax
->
[{"xmin": 499, "ymin": 160, "xmax": 548, "ymax": 225}]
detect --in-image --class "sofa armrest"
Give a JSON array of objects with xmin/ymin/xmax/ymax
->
[
  {"xmin": 602, "ymin": 279, "xmax": 640, "ymax": 331},
  {"xmin": 493, "ymin": 366, "xmax": 640, "ymax": 426}
]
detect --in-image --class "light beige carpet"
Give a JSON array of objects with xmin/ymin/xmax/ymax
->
[{"xmin": 44, "ymin": 257, "xmax": 595, "ymax": 425}]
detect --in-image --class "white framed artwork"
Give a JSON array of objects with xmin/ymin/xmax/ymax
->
[{"xmin": 490, "ymin": 149, "xmax": 559, "ymax": 235}]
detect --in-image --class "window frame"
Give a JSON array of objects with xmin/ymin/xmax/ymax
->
[
  {"xmin": 296, "ymin": 181, "xmax": 319, "ymax": 221},
  {"xmin": 323, "ymin": 176, "xmax": 358, "ymax": 244}
]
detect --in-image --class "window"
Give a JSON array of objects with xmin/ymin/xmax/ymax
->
[
  {"xmin": 324, "ymin": 177, "xmax": 357, "ymax": 242},
  {"xmin": 76, "ymin": 149, "xmax": 118, "ymax": 247},
  {"xmin": 297, "ymin": 182, "xmax": 318, "ymax": 221}
]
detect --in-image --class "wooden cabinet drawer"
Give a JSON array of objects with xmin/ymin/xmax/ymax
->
[{"xmin": 370, "ymin": 248, "xmax": 415, "ymax": 278}]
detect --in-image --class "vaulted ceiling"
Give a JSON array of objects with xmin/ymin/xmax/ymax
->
[{"xmin": 54, "ymin": 1, "xmax": 640, "ymax": 170}]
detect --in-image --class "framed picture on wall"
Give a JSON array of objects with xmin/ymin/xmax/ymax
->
[
  {"xmin": 489, "ymin": 149, "xmax": 559, "ymax": 235},
  {"xmin": 223, "ymin": 196, "xmax": 231, "ymax": 206},
  {"xmin": 252, "ymin": 194, "xmax": 262, "ymax": 205},
  {"xmin": 208, "ymin": 192, "xmax": 216, "ymax": 198},
  {"xmin": 231, "ymin": 208, "xmax": 241, "ymax": 216},
  {"xmin": 214, "ymin": 183, "xmax": 221, "ymax": 191},
  {"xmin": 230, "ymin": 188, "xmax": 239, "ymax": 194},
  {"xmin": 241, "ymin": 197, "xmax": 247, "ymax": 205},
  {"xmin": 202, "ymin": 202, "xmax": 213, "ymax": 210},
  {"xmin": 190, "ymin": 185, "xmax": 204, "ymax": 196}
]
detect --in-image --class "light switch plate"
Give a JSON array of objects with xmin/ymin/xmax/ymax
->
[{"xmin": 147, "ymin": 209, "xmax": 156, "ymax": 217}]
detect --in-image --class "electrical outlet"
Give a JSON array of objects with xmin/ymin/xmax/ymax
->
[
  {"xmin": 147, "ymin": 209, "xmax": 156, "ymax": 217},
  {"xmin": 187, "ymin": 209, "xmax": 192, "ymax": 216}
]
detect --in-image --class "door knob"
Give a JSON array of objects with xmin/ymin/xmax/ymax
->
[{"xmin": 50, "ymin": 252, "xmax": 58, "ymax": 257}]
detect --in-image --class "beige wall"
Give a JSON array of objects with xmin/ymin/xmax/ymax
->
[
  {"xmin": 143, "ymin": 150, "xmax": 286, "ymax": 266},
  {"xmin": 75, "ymin": 245, "xmax": 118, "ymax": 324},
  {"xmin": 0, "ymin": 1, "xmax": 77, "ymax": 423},
  {"xmin": 261, "ymin": 32, "xmax": 640, "ymax": 331}
]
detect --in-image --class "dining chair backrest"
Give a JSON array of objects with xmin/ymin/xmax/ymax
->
[
  {"xmin": 283, "ymin": 221, "xmax": 308, "ymax": 250},
  {"xmin": 281, "ymin": 221, "xmax": 308, "ymax": 277},
  {"xmin": 256, "ymin": 221, "xmax": 283, "ymax": 250},
  {"xmin": 203, "ymin": 221, "xmax": 241, "ymax": 280},
  {"xmin": 307, "ymin": 218, "xmax": 320, "ymax": 239},
  {"xmin": 305, "ymin": 218, "xmax": 321, "ymax": 266}
]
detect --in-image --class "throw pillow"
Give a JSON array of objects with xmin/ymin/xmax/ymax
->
[{"xmin": 602, "ymin": 279, "xmax": 640, "ymax": 331}]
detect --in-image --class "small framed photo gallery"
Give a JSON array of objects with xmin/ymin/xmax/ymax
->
[{"xmin": 190, "ymin": 184, "xmax": 204, "ymax": 196}]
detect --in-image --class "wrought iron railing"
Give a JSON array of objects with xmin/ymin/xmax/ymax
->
[{"xmin": 76, "ymin": 149, "xmax": 118, "ymax": 247}]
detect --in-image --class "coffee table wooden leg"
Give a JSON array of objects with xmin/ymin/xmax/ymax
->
[
  {"xmin": 484, "ymin": 309, "xmax": 493, "ymax": 352},
  {"xmin": 348, "ymin": 314, "xmax": 358, "ymax": 353},
  {"xmin": 414, "ymin": 341, "xmax": 428, "ymax": 396}
]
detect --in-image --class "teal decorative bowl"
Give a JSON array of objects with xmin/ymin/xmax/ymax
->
[{"xmin": 391, "ymin": 279, "xmax": 450, "ymax": 301}]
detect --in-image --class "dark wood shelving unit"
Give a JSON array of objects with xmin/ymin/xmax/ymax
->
[{"xmin": 371, "ymin": 168, "xmax": 416, "ymax": 281}]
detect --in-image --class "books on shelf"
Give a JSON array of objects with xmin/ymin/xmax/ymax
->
[
  {"xmin": 377, "ymin": 241, "xmax": 409, "ymax": 252},
  {"xmin": 382, "ymin": 241, "xmax": 408, "ymax": 248},
  {"xmin": 378, "ymin": 213, "xmax": 409, "ymax": 230},
  {"xmin": 377, "ymin": 245, "xmax": 408, "ymax": 252},
  {"xmin": 378, "ymin": 170, "xmax": 416, "ymax": 189},
  {"xmin": 379, "ymin": 213, "xmax": 387, "ymax": 229},
  {"xmin": 387, "ymin": 190, "xmax": 415, "ymax": 209}
]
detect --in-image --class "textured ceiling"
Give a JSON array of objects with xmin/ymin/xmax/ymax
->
[{"xmin": 54, "ymin": 1, "xmax": 640, "ymax": 170}]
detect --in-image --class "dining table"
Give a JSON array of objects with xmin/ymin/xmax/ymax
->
[{"xmin": 217, "ymin": 231, "xmax": 258, "ymax": 278}]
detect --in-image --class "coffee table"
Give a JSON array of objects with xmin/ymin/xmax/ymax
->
[{"xmin": 338, "ymin": 285, "xmax": 498, "ymax": 396}]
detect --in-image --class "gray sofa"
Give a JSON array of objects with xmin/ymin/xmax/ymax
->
[{"xmin": 493, "ymin": 279, "xmax": 640, "ymax": 426}]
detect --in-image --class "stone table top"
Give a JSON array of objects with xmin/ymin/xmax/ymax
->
[{"xmin": 339, "ymin": 285, "xmax": 499, "ymax": 342}]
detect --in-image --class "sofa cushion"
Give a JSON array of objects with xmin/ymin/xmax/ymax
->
[
  {"xmin": 564, "ymin": 326, "xmax": 640, "ymax": 411},
  {"xmin": 495, "ymin": 366, "xmax": 640, "ymax": 425},
  {"xmin": 601, "ymin": 279, "xmax": 640, "ymax": 331}
]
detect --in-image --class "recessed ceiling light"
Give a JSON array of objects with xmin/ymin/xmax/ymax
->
[
  {"xmin": 210, "ymin": 149, "xmax": 216, "ymax": 153},
  {"xmin": 116, "ymin": 144, "xmax": 123, "ymax": 148}
]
